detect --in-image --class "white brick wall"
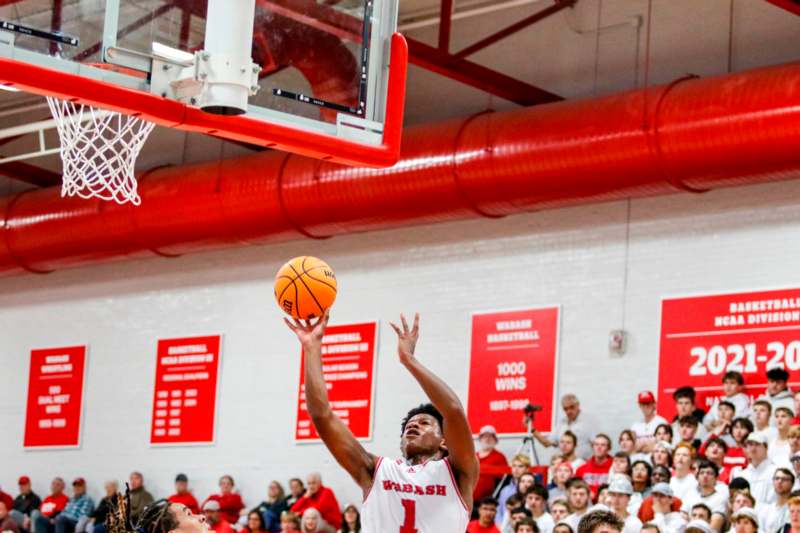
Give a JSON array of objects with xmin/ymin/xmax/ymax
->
[{"xmin": 3, "ymin": 178, "xmax": 800, "ymax": 509}]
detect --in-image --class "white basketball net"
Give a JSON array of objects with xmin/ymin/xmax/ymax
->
[{"xmin": 47, "ymin": 97, "xmax": 156, "ymax": 206}]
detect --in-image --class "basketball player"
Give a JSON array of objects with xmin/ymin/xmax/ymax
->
[{"xmin": 284, "ymin": 311, "xmax": 479, "ymax": 532}]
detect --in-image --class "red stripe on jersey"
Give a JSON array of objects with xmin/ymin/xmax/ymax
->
[
  {"xmin": 444, "ymin": 457, "xmax": 469, "ymax": 512},
  {"xmin": 363, "ymin": 456, "xmax": 385, "ymax": 504}
]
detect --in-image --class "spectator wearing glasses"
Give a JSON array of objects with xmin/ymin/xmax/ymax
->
[
  {"xmin": 533, "ymin": 394, "xmax": 596, "ymax": 459},
  {"xmin": 757, "ymin": 468, "xmax": 794, "ymax": 533}
]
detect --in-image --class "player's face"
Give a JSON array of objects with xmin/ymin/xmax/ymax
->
[
  {"xmin": 172, "ymin": 504, "xmax": 209, "ymax": 533},
  {"xmin": 401, "ymin": 413, "xmax": 444, "ymax": 458}
]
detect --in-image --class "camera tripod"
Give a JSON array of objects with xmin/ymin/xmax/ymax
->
[{"xmin": 491, "ymin": 411, "xmax": 543, "ymax": 499}]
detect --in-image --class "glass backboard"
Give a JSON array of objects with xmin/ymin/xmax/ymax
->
[{"xmin": 0, "ymin": 0, "xmax": 406, "ymax": 167}]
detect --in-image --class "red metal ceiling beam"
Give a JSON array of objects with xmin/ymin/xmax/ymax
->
[
  {"xmin": 439, "ymin": 0, "xmax": 454, "ymax": 52},
  {"xmin": 407, "ymin": 38, "xmax": 562, "ymax": 106},
  {"xmin": 0, "ymin": 161, "xmax": 61, "ymax": 188},
  {"xmin": 764, "ymin": 0, "xmax": 800, "ymax": 16},
  {"xmin": 455, "ymin": 0, "xmax": 577, "ymax": 58}
]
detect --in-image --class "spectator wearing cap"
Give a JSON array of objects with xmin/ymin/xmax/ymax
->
[
  {"xmin": 606, "ymin": 476, "xmax": 642, "ymax": 533},
  {"xmin": 757, "ymin": 467, "xmax": 794, "ymax": 533},
  {"xmin": 87, "ymin": 481, "xmax": 117, "ymax": 533},
  {"xmin": 52, "ymin": 478, "xmax": 94, "ymax": 533},
  {"xmin": 533, "ymin": 394, "xmax": 597, "ymax": 459},
  {"xmin": 679, "ymin": 461, "xmax": 726, "ymax": 533},
  {"xmin": 127, "ymin": 472, "xmax": 153, "ymax": 525},
  {"xmin": 669, "ymin": 445, "xmax": 698, "ymax": 502},
  {"xmin": 733, "ymin": 432, "xmax": 778, "ymax": 504},
  {"xmin": 770, "ymin": 407, "xmax": 795, "ymax": 465},
  {"xmin": 474, "ymin": 425, "xmax": 510, "ymax": 502},
  {"xmin": 671, "ymin": 388, "xmax": 707, "ymax": 446},
  {"xmin": 631, "ymin": 392, "xmax": 667, "ymax": 453},
  {"xmin": 11, "ymin": 476, "xmax": 40, "ymax": 529},
  {"xmin": 524, "ymin": 485, "xmax": 553, "ymax": 533},
  {"xmin": 31, "ymin": 478, "xmax": 69, "ymax": 533},
  {"xmin": 731, "ymin": 507, "xmax": 759, "ymax": 533},
  {"xmin": 204, "ymin": 500, "xmax": 235, "ymax": 533},
  {"xmin": 759, "ymin": 368, "xmax": 794, "ymax": 416},
  {"xmin": 205, "ymin": 476, "xmax": 245, "ymax": 526},
  {"xmin": 703, "ymin": 371, "xmax": 751, "ymax": 431},
  {"xmin": 168, "ymin": 474, "xmax": 199, "ymax": 515},
  {"xmin": 576, "ymin": 434, "xmax": 613, "ymax": 500},
  {"xmin": 496, "ymin": 455, "xmax": 532, "ymax": 525},
  {"xmin": 0, "ymin": 500, "xmax": 20, "ymax": 533},
  {"xmin": 646, "ymin": 484, "xmax": 686, "ymax": 533},
  {"xmin": 289, "ymin": 473, "xmax": 341, "ymax": 531}
]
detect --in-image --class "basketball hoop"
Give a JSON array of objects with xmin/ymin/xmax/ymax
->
[{"xmin": 46, "ymin": 97, "xmax": 156, "ymax": 205}]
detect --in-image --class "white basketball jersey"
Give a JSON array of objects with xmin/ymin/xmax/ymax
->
[{"xmin": 361, "ymin": 456, "xmax": 469, "ymax": 533}]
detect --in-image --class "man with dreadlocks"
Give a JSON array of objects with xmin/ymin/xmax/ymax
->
[{"xmin": 284, "ymin": 312, "xmax": 479, "ymax": 533}]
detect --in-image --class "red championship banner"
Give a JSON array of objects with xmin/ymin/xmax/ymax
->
[
  {"xmin": 24, "ymin": 346, "xmax": 87, "ymax": 448},
  {"xmin": 659, "ymin": 288, "xmax": 800, "ymax": 419},
  {"xmin": 467, "ymin": 307, "xmax": 560, "ymax": 436},
  {"xmin": 150, "ymin": 335, "xmax": 222, "ymax": 445},
  {"xmin": 296, "ymin": 322, "xmax": 378, "ymax": 442}
]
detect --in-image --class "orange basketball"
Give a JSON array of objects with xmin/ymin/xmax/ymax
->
[{"xmin": 274, "ymin": 256, "xmax": 338, "ymax": 319}]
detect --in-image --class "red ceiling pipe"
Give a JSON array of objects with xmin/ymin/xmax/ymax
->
[{"xmin": 2, "ymin": 61, "xmax": 800, "ymax": 275}]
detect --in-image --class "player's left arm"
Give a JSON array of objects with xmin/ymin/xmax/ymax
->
[{"xmin": 390, "ymin": 313, "xmax": 479, "ymax": 508}]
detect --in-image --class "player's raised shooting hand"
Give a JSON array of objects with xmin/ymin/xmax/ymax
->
[
  {"xmin": 390, "ymin": 313, "xmax": 419, "ymax": 367},
  {"xmin": 284, "ymin": 309, "xmax": 329, "ymax": 351}
]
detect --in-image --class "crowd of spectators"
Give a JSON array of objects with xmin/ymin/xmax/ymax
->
[
  {"xmin": 468, "ymin": 367, "xmax": 800, "ymax": 533},
  {"xmin": 0, "ymin": 471, "xmax": 359, "ymax": 533},
  {"xmin": 4, "ymin": 367, "xmax": 800, "ymax": 533}
]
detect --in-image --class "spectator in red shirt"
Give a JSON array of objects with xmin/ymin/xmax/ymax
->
[
  {"xmin": 468, "ymin": 498, "xmax": 501, "ymax": 533},
  {"xmin": 0, "ymin": 488, "xmax": 13, "ymax": 515},
  {"xmin": 576, "ymin": 434, "xmax": 614, "ymax": 500},
  {"xmin": 205, "ymin": 476, "xmax": 245, "ymax": 525},
  {"xmin": 290, "ymin": 473, "xmax": 341, "ymax": 531},
  {"xmin": 168, "ymin": 474, "xmax": 199, "ymax": 515},
  {"xmin": 0, "ymin": 501, "xmax": 21, "ymax": 533},
  {"xmin": 474, "ymin": 425, "xmax": 510, "ymax": 501},
  {"xmin": 203, "ymin": 500, "xmax": 235, "ymax": 533},
  {"xmin": 31, "ymin": 478, "xmax": 69, "ymax": 533}
]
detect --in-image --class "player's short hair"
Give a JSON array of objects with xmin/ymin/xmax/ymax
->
[
  {"xmin": 578, "ymin": 510, "xmax": 624, "ymax": 533},
  {"xmin": 515, "ymin": 517, "xmax": 539, "ymax": 533},
  {"xmin": 723, "ymin": 371, "xmax": 744, "ymax": 385},
  {"xmin": 400, "ymin": 403, "xmax": 443, "ymax": 435}
]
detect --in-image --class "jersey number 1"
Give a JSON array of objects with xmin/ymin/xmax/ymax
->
[{"xmin": 399, "ymin": 499, "xmax": 417, "ymax": 533}]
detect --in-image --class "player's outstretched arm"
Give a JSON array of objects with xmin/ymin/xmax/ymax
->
[
  {"xmin": 284, "ymin": 311, "xmax": 377, "ymax": 494},
  {"xmin": 390, "ymin": 313, "xmax": 479, "ymax": 506}
]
